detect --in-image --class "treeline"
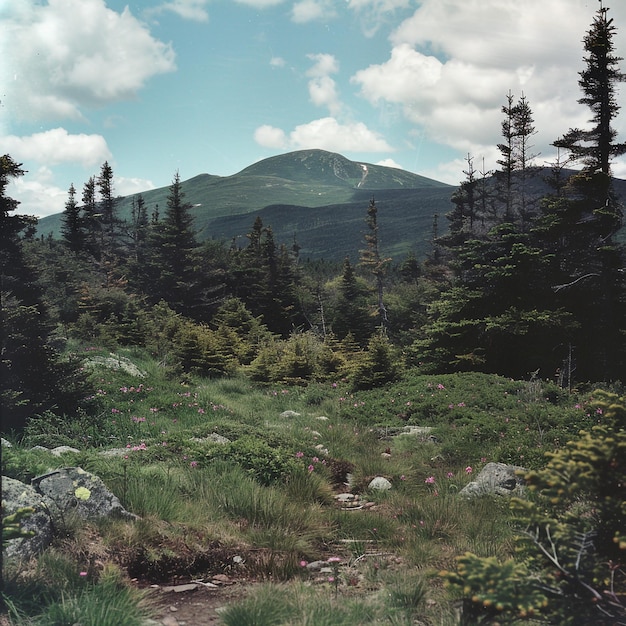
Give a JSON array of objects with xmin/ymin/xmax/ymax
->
[{"xmin": 1, "ymin": 6, "xmax": 625, "ymax": 433}]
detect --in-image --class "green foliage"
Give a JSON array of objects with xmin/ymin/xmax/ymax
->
[
  {"xmin": 443, "ymin": 391, "xmax": 626, "ymax": 625},
  {"xmin": 2, "ymin": 507, "xmax": 35, "ymax": 545},
  {"xmin": 216, "ymin": 436, "xmax": 300, "ymax": 485},
  {"xmin": 442, "ymin": 552, "xmax": 548, "ymax": 623}
]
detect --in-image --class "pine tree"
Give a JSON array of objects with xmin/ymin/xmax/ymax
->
[
  {"xmin": 540, "ymin": 3, "xmax": 626, "ymax": 380},
  {"xmin": 359, "ymin": 198, "xmax": 391, "ymax": 328},
  {"xmin": 61, "ymin": 183, "xmax": 84, "ymax": 253},
  {"xmin": 144, "ymin": 172, "xmax": 199, "ymax": 314},
  {"xmin": 0, "ymin": 156, "xmax": 85, "ymax": 432}
]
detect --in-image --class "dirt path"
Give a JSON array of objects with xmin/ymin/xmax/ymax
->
[{"xmin": 145, "ymin": 577, "xmax": 255, "ymax": 626}]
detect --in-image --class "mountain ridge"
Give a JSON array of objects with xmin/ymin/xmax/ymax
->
[{"xmin": 36, "ymin": 149, "xmax": 453, "ymax": 261}]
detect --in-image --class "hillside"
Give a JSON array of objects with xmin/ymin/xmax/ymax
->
[{"xmin": 36, "ymin": 149, "xmax": 453, "ymax": 262}]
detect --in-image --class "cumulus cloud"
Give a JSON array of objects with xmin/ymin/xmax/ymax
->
[
  {"xmin": 292, "ymin": 0, "xmax": 337, "ymax": 23},
  {"xmin": 2, "ymin": 129, "xmax": 112, "ymax": 167},
  {"xmin": 115, "ymin": 176, "xmax": 157, "ymax": 197},
  {"xmin": 254, "ymin": 117, "xmax": 393, "ymax": 152},
  {"xmin": 254, "ymin": 125, "xmax": 288, "ymax": 149},
  {"xmin": 376, "ymin": 158, "xmax": 404, "ymax": 169},
  {"xmin": 7, "ymin": 167, "xmax": 69, "ymax": 218},
  {"xmin": 306, "ymin": 53, "xmax": 341, "ymax": 115},
  {"xmin": 270, "ymin": 56, "xmax": 287, "ymax": 68},
  {"xmin": 148, "ymin": 0, "xmax": 210, "ymax": 21},
  {"xmin": 4, "ymin": 0, "xmax": 176, "ymax": 122},
  {"xmin": 350, "ymin": 0, "xmax": 626, "ymax": 176}
]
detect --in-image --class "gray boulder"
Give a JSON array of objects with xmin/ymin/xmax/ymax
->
[
  {"xmin": 368, "ymin": 476, "xmax": 392, "ymax": 491},
  {"xmin": 2, "ymin": 476, "xmax": 54, "ymax": 560},
  {"xmin": 460, "ymin": 462, "xmax": 526, "ymax": 498},
  {"xmin": 32, "ymin": 467, "xmax": 137, "ymax": 522}
]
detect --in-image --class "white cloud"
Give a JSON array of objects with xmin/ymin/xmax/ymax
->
[
  {"xmin": 306, "ymin": 53, "xmax": 341, "ymax": 115},
  {"xmin": 350, "ymin": 0, "xmax": 626, "ymax": 175},
  {"xmin": 116, "ymin": 176, "xmax": 157, "ymax": 197},
  {"xmin": 4, "ymin": 0, "xmax": 176, "ymax": 122},
  {"xmin": 7, "ymin": 167, "xmax": 68, "ymax": 218},
  {"xmin": 292, "ymin": 0, "xmax": 337, "ymax": 23},
  {"xmin": 2, "ymin": 129, "xmax": 112, "ymax": 167},
  {"xmin": 270, "ymin": 56, "xmax": 287, "ymax": 68},
  {"xmin": 234, "ymin": 0, "xmax": 285, "ymax": 7},
  {"xmin": 254, "ymin": 117, "xmax": 394, "ymax": 152},
  {"xmin": 346, "ymin": 0, "xmax": 410, "ymax": 36},
  {"xmin": 254, "ymin": 125, "xmax": 288, "ymax": 149},
  {"xmin": 376, "ymin": 158, "xmax": 404, "ymax": 169},
  {"xmin": 149, "ymin": 0, "xmax": 210, "ymax": 22}
]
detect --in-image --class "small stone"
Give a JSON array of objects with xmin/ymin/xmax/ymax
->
[
  {"xmin": 212, "ymin": 574, "xmax": 231, "ymax": 584},
  {"xmin": 162, "ymin": 584, "xmax": 198, "ymax": 593},
  {"xmin": 169, "ymin": 605, "xmax": 178, "ymax": 612},
  {"xmin": 279, "ymin": 410, "xmax": 300, "ymax": 418},
  {"xmin": 316, "ymin": 416, "xmax": 329, "ymax": 421}
]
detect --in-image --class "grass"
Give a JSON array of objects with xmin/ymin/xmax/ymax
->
[{"xmin": 2, "ymin": 347, "xmax": 606, "ymax": 624}]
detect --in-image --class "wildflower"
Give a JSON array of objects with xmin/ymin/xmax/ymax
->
[
  {"xmin": 308, "ymin": 465, "xmax": 314, "ymax": 473},
  {"xmin": 437, "ymin": 383, "xmax": 445, "ymax": 389},
  {"xmin": 79, "ymin": 571, "xmax": 88, "ymax": 577},
  {"xmin": 300, "ymin": 560, "xmax": 308, "ymax": 567},
  {"xmin": 457, "ymin": 402, "xmax": 465, "ymax": 407},
  {"xmin": 295, "ymin": 451, "xmax": 304, "ymax": 458},
  {"xmin": 332, "ymin": 382, "xmax": 337, "ymax": 388},
  {"xmin": 596, "ymin": 408, "xmax": 603, "ymax": 415},
  {"xmin": 465, "ymin": 466, "xmax": 473, "ymax": 474},
  {"xmin": 400, "ymin": 475, "xmax": 406, "ymax": 481},
  {"xmin": 190, "ymin": 461, "xmax": 198, "ymax": 468},
  {"xmin": 312, "ymin": 457, "xmax": 319, "ymax": 463},
  {"xmin": 328, "ymin": 576, "xmax": 335, "ymax": 583},
  {"xmin": 198, "ymin": 408, "xmax": 205, "ymax": 414},
  {"xmin": 328, "ymin": 556, "xmax": 341, "ymax": 563},
  {"xmin": 447, "ymin": 472, "xmax": 454, "ymax": 478},
  {"xmin": 481, "ymin": 457, "xmax": 487, "ymax": 463},
  {"xmin": 425, "ymin": 476, "xmax": 435, "ymax": 484}
]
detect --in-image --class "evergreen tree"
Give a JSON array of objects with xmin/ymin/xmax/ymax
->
[
  {"xmin": 144, "ymin": 172, "xmax": 199, "ymax": 314},
  {"xmin": 0, "ymin": 156, "xmax": 85, "ymax": 432},
  {"xmin": 81, "ymin": 175, "xmax": 99, "ymax": 258},
  {"xmin": 359, "ymin": 198, "xmax": 391, "ymax": 328},
  {"xmin": 540, "ymin": 3, "xmax": 626, "ymax": 380},
  {"xmin": 330, "ymin": 257, "xmax": 373, "ymax": 346},
  {"xmin": 61, "ymin": 183, "xmax": 84, "ymax": 253}
]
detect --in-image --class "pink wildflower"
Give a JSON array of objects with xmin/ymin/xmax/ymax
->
[
  {"xmin": 425, "ymin": 476, "xmax": 435, "ymax": 484},
  {"xmin": 465, "ymin": 466, "xmax": 473, "ymax": 474}
]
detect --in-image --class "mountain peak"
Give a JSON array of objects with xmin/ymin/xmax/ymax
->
[{"xmin": 236, "ymin": 149, "xmax": 449, "ymax": 190}]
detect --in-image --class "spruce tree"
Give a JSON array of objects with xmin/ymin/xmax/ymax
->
[
  {"xmin": 541, "ymin": 3, "xmax": 626, "ymax": 380},
  {"xmin": 61, "ymin": 183, "xmax": 84, "ymax": 253},
  {"xmin": 144, "ymin": 172, "xmax": 198, "ymax": 314},
  {"xmin": 359, "ymin": 198, "xmax": 390, "ymax": 328},
  {"xmin": 0, "ymin": 156, "xmax": 85, "ymax": 432}
]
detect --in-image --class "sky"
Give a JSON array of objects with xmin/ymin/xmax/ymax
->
[{"xmin": 3, "ymin": 0, "xmax": 626, "ymax": 218}]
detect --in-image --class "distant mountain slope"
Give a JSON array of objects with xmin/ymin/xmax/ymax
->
[{"xmin": 36, "ymin": 149, "xmax": 454, "ymax": 261}]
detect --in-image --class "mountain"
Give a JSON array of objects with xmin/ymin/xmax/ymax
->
[{"xmin": 36, "ymin": 149, "xmax": 454, "ymax": 262}]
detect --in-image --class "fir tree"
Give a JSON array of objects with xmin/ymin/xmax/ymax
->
[{"xmin": 61, "ymin": 183, "xmax": 84, "ymax": 253}]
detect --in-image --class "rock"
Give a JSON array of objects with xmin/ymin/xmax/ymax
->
[
  {"xmin": 316, "ymin": 416, "xmax": 329, "ymax": 421},
  {"xmin": 1, "ymin": 437, "xmax": 12, "ymax": 448},
  {"xmin": 279, "ymin": 410, "xmax": 300, "ymax": 418},
  {"xmin": 368, "ymin": 476, "xmax": 392, "ymax": 491},
  {"xmin": 83, "ymin": 353, "xmax": 147, "ymax": 378},
  {"xmin": 2, "ymin": 476, "xmax": 53, "ymax": 560},
  {"xmin": 314, "ymin": 444, "xmax": 329, "ymax": 456},
  {"xmin": 50, "ymin": 446, "xmax": 80, "ymax": 456},
  {"xmin": 161, "ymin": 583, "xmax": 199, "ymax": 593},
  {"xmin": 459, "ymin": 462, "xmax": 526, "ymax": 498},
  {"xmin": 31, "ymin": 467, "xmax": 137, "ymax": 522},
  {"xmin": 190, "ymin": 433, "xmax": 231, "ymax": 445},
  {"xmin": 334, "ymin": 493, "xmax": 359, "ymax": 503}
]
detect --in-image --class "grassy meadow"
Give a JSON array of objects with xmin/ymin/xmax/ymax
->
[{"xmin": 1, "ymin": 345, "xmax": 614, "ymax": 625}]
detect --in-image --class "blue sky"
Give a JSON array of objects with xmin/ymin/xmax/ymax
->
[{"xmin": 4, "ymin": 0, "xmax": 626, "ymax": 217}]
